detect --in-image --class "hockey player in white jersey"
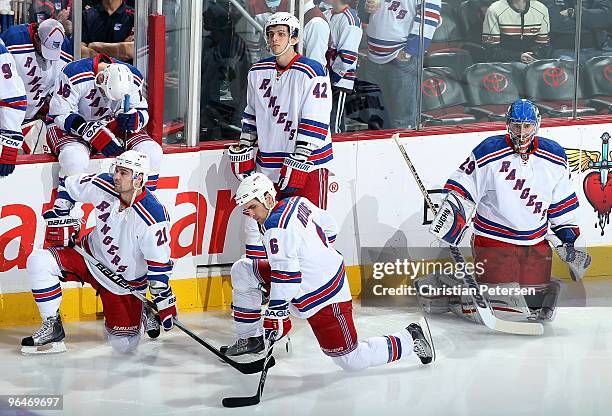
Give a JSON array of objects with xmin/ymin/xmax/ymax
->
[
  {"xmin": 323, "ymin": 0, "xmax": 362, "ymax": 132},
  {"xmin": 419, "ymin": 99, "xmax": 582, "ymax": 323},
  {"xmin": 21, "ymin": 151, "xmax": 177, "ymax": 355},
  {"xmin": 221, "ymin": 173, "xmax": 435, "ymax": 371},
  {"xmin": 47, "ymin": 54, "xmax": 162, "ymax": 190},
  {"xmin": 0, "ymin": 19, "xmax": 72, "ymax": 123},
  {"xmin": 0, "ymin": 42, "xmax": 27, "ymax": 177},
  {"xmin": 228, "ymin": 12, "xmax": 333, "ymax": 260},
  {"xmin": 359, "ymin": 0, "xmax": 441, "ymax": 128}
]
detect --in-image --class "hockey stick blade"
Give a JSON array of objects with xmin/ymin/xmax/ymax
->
[
  {"xmin": 69, "ymin": 241, "xmax": 275, "ymax": 373},
  {"xmin": 222, "ymin": 339, "xmax": 276, "ymax": 408},
  {"xmin": 393, "ymin": 135, "xmax": 544, "ymax": 336}
]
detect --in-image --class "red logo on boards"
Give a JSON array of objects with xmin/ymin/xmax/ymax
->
[{"xmin": 604, "ymin": 64, "xmax": 612, "ymax": 82}]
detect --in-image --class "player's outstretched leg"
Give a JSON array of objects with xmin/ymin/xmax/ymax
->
[{"xmin": 21, "ymin": 310, "xmax": 66, "ymax": 355}]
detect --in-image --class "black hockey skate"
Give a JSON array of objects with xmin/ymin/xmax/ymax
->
[
  {"xmin": 407, "ymin": 321, "xmax": 435, "ymax": 365},
  {"xmin": 220, "ymin": 336, "xmax": 264, "ymax": 356},
  {"xmin": 21, "ymin": 311, "xmax": 66, "ymax": 355},
  {"xmin": 144, "ymin": 307, "xmax": 161, "ymax": 339}
]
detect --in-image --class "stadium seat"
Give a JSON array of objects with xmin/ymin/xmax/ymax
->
[
  {"xmin": 524, "ymin": 59, "xmax": 597, "ymax": 117},
  {"xmin": 583, "ymin": 55, "xmax": 612, "ymax": 112},
  {"xmin": 420, "ymin": 67, "xmax": 476, "ymax": 125},
  {"xmin": 464, "ymin": 62, "xmax": 524, "ymax": 121},
  {"xmin": 429, "ymin": 7, "xmax": 463, "ymax": 52},
  {"xmin": 424, "ymin": 49, "xmax": 474, "ymax": 81}
]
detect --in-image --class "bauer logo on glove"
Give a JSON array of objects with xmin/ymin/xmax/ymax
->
[{"xmin": 429, "ymin": 191, "xmax": 476, "ymax": 246}]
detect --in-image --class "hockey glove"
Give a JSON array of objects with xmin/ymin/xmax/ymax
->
[
  {"xmin": 77, "ymin": 121, "xmax": 124, "ymax": 157},
  {"xmin": 43, "ymin": 209, "xmax": 81, "ymax": 248},
  {"xmin": 0, "ymin": 133, "xmax": 22, "ymax": 177},
  {"xmin": 116, "ymin": 109, "xmax": 143, "ymax": 134},
  {"xmin": 278, "ymin": 155, "xmax": 312, "ymax": 193},
  {"xmin": 151, "ymin": 286, "xmax": 178, "ymax": 331},
  {"xmin": 263, "ymin": 301, "xmax": 292, "ymax": 342},
  {"xmin": 228, "ymin": 144, "xmax": 256, "ymax": 180}
]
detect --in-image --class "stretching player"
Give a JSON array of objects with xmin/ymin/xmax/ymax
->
[
  {"xmin": 228, "ymin": 12, "xmax": 333, "ymax": 260},
  {"xmin": 0, "ymin": 41, "xmax": 27, "ymax": 177},
  {"xmin": 222, "ymin": 173, "xmax": 435, "ymax": 372},
  {"xmin": 21, "ymin": 151, "xmax": 176, "ymax": 355},
  {"xmin": 418, "ymin": 99, "xmax": 581, "ymax": 323},
  {"xmin": 323, "ymin": 0, "xmax": 362, "ymax": 133},
  {"xmin": 47, "ymin": 54, "xmax": 162, "ymax": 189}
]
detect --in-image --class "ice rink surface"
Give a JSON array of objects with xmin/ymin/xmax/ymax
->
[{"xmin": 1, "ymin": 304, "xmax": 611, "ymax": 416}]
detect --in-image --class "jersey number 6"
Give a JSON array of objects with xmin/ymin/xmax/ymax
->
[{"xmin": 269, "ymin": 238, "xmax": 279, "ymax": 254}]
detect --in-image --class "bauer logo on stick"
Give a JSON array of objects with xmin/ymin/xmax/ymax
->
[{"xmin": 429, "ymin": 191, "xmax": 476, "ymax": 246}]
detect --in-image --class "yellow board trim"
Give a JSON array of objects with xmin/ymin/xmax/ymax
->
[{"xmin": 2, "ymin": 253, "xmax": 610, "ymax": 328}]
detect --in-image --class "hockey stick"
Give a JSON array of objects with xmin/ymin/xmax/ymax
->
[
  {"xmin": 393, "ymin": 134, "xmax": 544, "ymax": 335},
  {"xmin": 122, "ymin": 94, "xmax": 130, "ymax": 149},
  {"xmin": 222, "ymin": 335, "xmax": 276, "ymax": 407},
  {"xmin": 68, "ymin": 241, "xmax": 275, "ymax": 373}
]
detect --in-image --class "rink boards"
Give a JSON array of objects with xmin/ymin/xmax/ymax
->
[{"xmin": 1, "ymin": 122, "xmax": 611, "ymax": 326}]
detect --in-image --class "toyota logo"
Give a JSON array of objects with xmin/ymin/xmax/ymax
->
[
  {"xmin": 482, "ymin": 72, "xmax": 508, "ymax": 93},
  {"xmin": 543, "ymin": 67, "xmax": 568, "ymax": 87},
  {"xmin": 604, "ymin": 64, "xmax": 612, "ymax": 82},
  {"xmin": 421, "ymin": 77, "xmax": 447, "ymax": 97}
]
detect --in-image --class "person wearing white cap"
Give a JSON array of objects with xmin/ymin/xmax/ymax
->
[
  {"xmin": 46, "ymin": 53, "xmax": 162, "ymax": 192},
  {"xmin": 0, "ymin": 19, "xmax": 73, "ymax": 124}
]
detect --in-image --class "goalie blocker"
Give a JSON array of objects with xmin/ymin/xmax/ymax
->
[{"xmin": 429, "ymin": 190, "xmax": 476, "ymax": 246}]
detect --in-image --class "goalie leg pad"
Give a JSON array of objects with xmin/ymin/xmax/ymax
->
[{"xmin": 414, "ymin": 273, "xmax": 450, "ymax": 314}]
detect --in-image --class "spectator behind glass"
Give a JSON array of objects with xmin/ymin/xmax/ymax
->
[
  {"xmin": 482, "ymin": 0, "xmax": 551, "ymax": 65},
  {"xmin": 81, "ymin": 0, "xmax": 134, "ymax": 62},
  {"xmin": 359, "ymin": 0, "xmax": 442, "ymax": 129},
  {"xmin": 29, "ymin": 0, "xmax": 73, "ymax": 35},
  {"xmin": 539, "ymin": 0, "xmax": 612, "ymax": 62}
]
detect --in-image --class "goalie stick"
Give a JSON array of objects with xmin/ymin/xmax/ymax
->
[
  {"xmin": 393, "ymin": 134, "xmax": 543, "ymax": 336},
  {"xmin": 68, "ymin": 240, "xmax": 275, "ymax": 374},
  {"xmin": 222, "ymin": 335, "xmax": 277, "ymax": 408}
]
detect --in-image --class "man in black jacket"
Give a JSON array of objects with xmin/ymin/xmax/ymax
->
[{"xmin": 539, "ymin": 0, "xmax": 612, "ymax": 62}]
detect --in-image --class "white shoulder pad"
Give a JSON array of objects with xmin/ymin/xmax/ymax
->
[{"xmin": 429, "ymin": 191, "xmax": 476, "ymax": 246}]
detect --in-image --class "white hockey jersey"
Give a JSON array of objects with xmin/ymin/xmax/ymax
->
[
  {"xmin": 0, "ymin": 43, "xmax": 27, "ymax": 135},
  {"xmin": 261, "ymin": 196, "xmax": 350, "ymax": 318},
  {"xmin": 49, "ymin": 54, "xmax": 148, "ymax": 133},
  {"xmin": 366, "ymin": 0, "xmax": 441, "ymax": 64},
  {"xmin": 324, "ymin": 6, "xmax": 362, "ymax": 89},
  {"xmin": 444, "ymin": 135, "xmax": 579, "ymax": 246},
  {"xmin": 0, "ymin": 23, "xmax": 72, "ymax": 120},
  {"xmin": 62, "ymin": 173, "xmax": 173, "ymax": 295},
  {"xmin": 242, "ymin": 54, "xmax": 333, "ymax": 181}
]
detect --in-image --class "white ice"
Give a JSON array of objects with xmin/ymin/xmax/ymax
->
[{"xmin": 1, "ymin": 304, "xmax": 611, "ymax": 416}]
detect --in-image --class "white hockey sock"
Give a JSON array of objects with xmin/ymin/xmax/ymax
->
[
  {"xmin": 332, "ymin": 329, "xmax": 413, "ymax": 371},
  {"xmin": 231, "ymin": 258, "xmax": 265, "ymax": 338},
  {"xmin": 26, "ymin": 249, "xmax": 63, "ymax": 319}
]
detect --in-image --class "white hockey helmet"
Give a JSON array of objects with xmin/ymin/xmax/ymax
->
[
  {"xmin": 96, "ymin": 63, "xmax": 133, "ymax": 101},
  {"xmin": 264, "ymin": 12, "xmax": 300, "ymax": 56},
  {"xmin": 235, "ymin": 173, "xmax": 277, "ymax": 209},
  {"xmin": 113, "ymin": 150, "xmax": 150, "ymax": 188}
]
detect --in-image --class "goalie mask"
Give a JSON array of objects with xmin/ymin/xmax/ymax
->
[
  {"xmin": 264, "ymin": 12, "xmax": 300, "ymax": 57},
  {"xmin": 235, "ymin": 173, "xmax": 277, "ymax": 210},
  {"xmin": 96, "ymin": 63, "xmax": 133, "ymax": 101},
  {"xmin": 506, "ymin": 99, "xmax": 541, "ymax": 155}
]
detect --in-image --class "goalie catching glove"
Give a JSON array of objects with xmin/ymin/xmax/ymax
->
[
  {"xmin": 73, "ymin": 120, "xmax": 124, "ymax": 156},
  {"xmin": 228, "ymin": 145, "xmax": 255, "ymax": 180},
  {"xmin": 149, "ymin": 283, "xmax": 178, "ymax": 331},
  {"xmin": 263, "ymin": 301, "xmax": 292, "ymax": 341}
]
